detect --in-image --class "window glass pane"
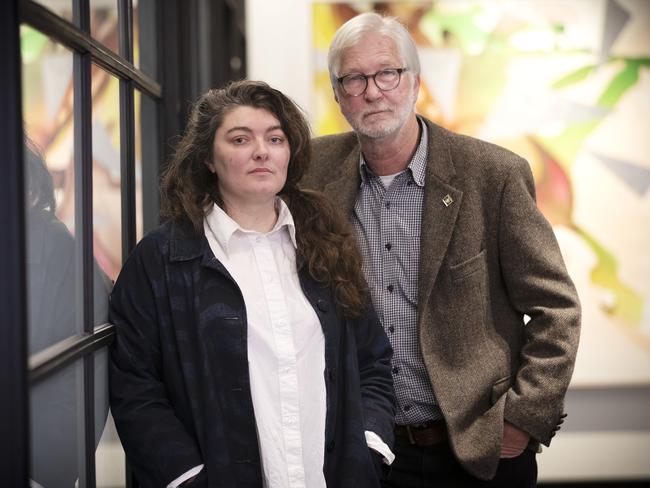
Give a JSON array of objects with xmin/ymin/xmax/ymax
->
[
  {"xmin": 136, "ymin": 90, "xmax": 160, "ymax": 237},
  {"xmin": 134, "ymin": 90, "xmax": 144, "ymax": 242},
  {"xmin": 91, "ymin": 67, "xmax": 122, "ymax": 292},
  {"xmin": 133, "ymin": 0, "xmax": 158, "ymax": 80},
  {"xmin": 32, "ymin": 0, "xmax": 73, "ymax": 22},
  {"xmin": 30, "ymin": 360, "xmax": 85, "ymax": 487},
  {"xmin": 90, "ymin": 0, "xmax": 119, "ymax": 56},
  {"xmin": 22, "ymin": 26, "xmax": 83, "ymax": 354},
  {"xmin": 95, "ymin": 348, "xmax": 125, "ymax": 488}
]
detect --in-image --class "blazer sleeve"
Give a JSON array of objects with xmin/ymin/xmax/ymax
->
[
  {"xmin": 497, "ymin": 158, "xmax": 581, "ymax": 446},
  {"xmin": 353, "ymin": 307, "xmax": 396, "ymax": 448},
  {"xmin": 109, "ymin": 243, "xmax": 204, "ymax": 487}
]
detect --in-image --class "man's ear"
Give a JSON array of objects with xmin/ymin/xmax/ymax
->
[{"xmin": 413, "ymin": 74, "xmax": 421, "ymax": 95}]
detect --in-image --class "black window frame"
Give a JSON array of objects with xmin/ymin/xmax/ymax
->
[{"xmin": 6, "ymin": 0, "xmax": 162, "ymax": 487}]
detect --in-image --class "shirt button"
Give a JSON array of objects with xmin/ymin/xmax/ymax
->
[
  {"xmin": 404, "ymin": 405, "xmax": 411, "ymax": 412},
  {"xmin": 385, "ymin": 201, "xmax": 391, "ymax": 209},
  {"xmin": 388, "ymin": 326, "xmax": 395, "ymax": 333},
  {"xmin": 385, "ymin": 242, "xmax": 392, "ymax": 251},
  {"xmin": 392, "ymin": 367, "xmax": 399, "ymax": 374},
  {"xmin": 387, "ymin": 284, "xmax": 394, "ymax": 293}
]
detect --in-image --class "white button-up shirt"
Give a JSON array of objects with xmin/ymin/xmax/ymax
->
[{"xmin": 205, "ymin": 199, "xmax": 326, "ymax": 488}]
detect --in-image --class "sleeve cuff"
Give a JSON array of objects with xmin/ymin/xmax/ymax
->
[
  {"xmin": 167, "ymin": 464, "xmax": 204, "ymax": 488},
  {"xmin": 365, "ymin": 430, "xmax": 395, "ymax": 465}
]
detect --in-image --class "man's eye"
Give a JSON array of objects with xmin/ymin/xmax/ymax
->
[
  {"xmin": 378, "ymin": 69, "xmax": 397, "ymax": 79},
  {"xmin": 346, "ymin": 74, "xmax": 365, "ymax": 83}
]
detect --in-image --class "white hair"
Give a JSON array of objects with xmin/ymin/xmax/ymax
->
[{"xmin": 328, "ymin": 12, "xmax": 421, "ymax": 86}]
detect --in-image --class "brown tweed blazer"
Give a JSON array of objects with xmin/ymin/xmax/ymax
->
[{"xmin": 302, "ymin": 117, "xmax": 581, "ymax": 480}]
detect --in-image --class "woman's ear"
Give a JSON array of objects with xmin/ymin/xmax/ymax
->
[{"xmin": 204, "ymin": 160, "xmax": 216, "ymax": 174}]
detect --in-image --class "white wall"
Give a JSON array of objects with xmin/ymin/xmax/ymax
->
[{"xmin": 246, "ymin": 0, "xmax": 314, "ymax": 121}]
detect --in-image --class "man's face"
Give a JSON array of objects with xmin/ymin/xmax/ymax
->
[{"xmin": 334, "ymin": 33, "xmax": 418, "ymax": 139}]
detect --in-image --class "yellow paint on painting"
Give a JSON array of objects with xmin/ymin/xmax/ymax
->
[{"xmin": 312, "ymin": 4, "xmax": 338, "ymax": 51}]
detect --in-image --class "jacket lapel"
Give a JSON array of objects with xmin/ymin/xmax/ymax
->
[
  {"xmin": 418, "ymin": 120, "xmax": 463, "ymax": 309},
  {"xmin": 322, "ymin": 145, "xmax": 362, "ymax": 217}
]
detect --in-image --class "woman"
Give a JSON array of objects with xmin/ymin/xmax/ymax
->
[{"xmin": 109, "ymin": 80, "xmax": 394, "ymax": 488}]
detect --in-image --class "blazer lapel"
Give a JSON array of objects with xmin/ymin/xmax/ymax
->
[
  {"xmin": 322, "ymin": 145, "xmax": 362, "ymax": 217},
  {"xmin": 418, "ymin": 121, "xmax": 463, "ymax": 308}
]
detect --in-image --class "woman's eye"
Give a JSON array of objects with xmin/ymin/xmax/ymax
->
[
  {"xmin": 270, "ymin": 137, "xmax": 283, "ymax": 144},
  {"xmin": 232, "ymin": 137, "xmax": 247, "ymax": 144}
]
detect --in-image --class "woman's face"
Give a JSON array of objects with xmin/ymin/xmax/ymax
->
[{"xmin": 207, "ymin": 106, "xmax": 290, "ymax": 209}]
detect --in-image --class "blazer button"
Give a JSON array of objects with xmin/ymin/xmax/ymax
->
[
  {"xmin": 317, "ymin": 299, "xmax": 329, "ymax": 313},
  {"xmin": 326, "ymin": 440, "xmax": 336, "ymax": 452},
  {"xmin": 328, "ymin": 368, "xmax": 336, "ymax": 381}
]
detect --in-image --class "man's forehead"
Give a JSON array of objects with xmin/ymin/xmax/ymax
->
[{"xmin": 339, "ymin": 34, "xmax": 402, "ymax": 70}]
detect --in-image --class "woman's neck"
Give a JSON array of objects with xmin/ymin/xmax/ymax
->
[{"xmin": 222, "ymin": 197, "xmax": 278, "ymax": 233}]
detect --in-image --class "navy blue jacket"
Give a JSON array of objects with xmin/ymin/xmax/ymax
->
[{"xmin": 109, "ymin": 220, "xmax": 395, "ymax": 487}]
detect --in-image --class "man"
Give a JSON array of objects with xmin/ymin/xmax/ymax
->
[{"xmin": 302, "ymin": 12, "xmax": 581, "ymax": 487}]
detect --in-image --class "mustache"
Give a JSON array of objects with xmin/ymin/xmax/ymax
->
[{"xmin": 361, "ymin": 105, "xmax": 392, "ymax": 117}]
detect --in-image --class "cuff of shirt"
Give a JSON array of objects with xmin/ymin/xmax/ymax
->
[
  {"xmin": 365, "ymin": 430, "xmax": 395, "ymax": 465},
  {"xmin": 167, "ymin": 464, "xmax": 204, "ymax": 488}
]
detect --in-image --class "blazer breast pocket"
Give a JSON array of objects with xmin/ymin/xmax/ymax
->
[{"xmin": 449, "ymin": 249, "xmax": 487, "ymax": 282}]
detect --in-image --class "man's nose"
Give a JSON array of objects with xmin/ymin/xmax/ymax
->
[{"xmin": 363, "ymin": 76, "xmax": 383, "ymax": 101}]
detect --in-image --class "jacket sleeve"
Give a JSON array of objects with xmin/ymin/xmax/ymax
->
[
  {"xmin": 109, "ymin": 242, "xmax": 204, "ymax": 487},
  {"xmin": 353, "ymin": 307, "xmax": 396, "ymax": 448},
  {"xmin": 497, "ymin": 158, "xmax": 581, "ymax": 446}
]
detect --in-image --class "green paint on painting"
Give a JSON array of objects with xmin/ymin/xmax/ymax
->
[
  {"xmin": 575, "ymin": 226, "xmax": 643, "ymax": 326},
  {"xmin": 551, "ymin": 65, "xmax": 596, "ymax": 89},
  {"xmin": 598, "ymin": 61, "xmax": 639, "ymax": 108}
]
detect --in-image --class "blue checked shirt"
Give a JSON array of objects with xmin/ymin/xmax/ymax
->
[{"xmin": 353, "ymin": 118, "xmax": 442, "ymax": 425}]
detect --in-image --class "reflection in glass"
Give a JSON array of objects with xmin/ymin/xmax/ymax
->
[
  {"xmin": 133, "ymin": 0, "xmax": 158, "ymax": 79},
  {"xmin": 25, "ymin": 143, "xmax": 111, "ymax": 486},
  {"xmin": 21, "ymin": 26, "xmax": 75, "ymax": 236},
  {"xmin": 30, "ymin": 360, "xmax": 85, "ymax": 487},
  {"xmin": 134, "ymin": 90, "xmax": 143, "ymax": 241},
  {"xmin": 32, "ymin": 0, "xmax": 73, "ymax": 22},
  {"xmin": 21, "ymin": 29, "xmax": 83, "ymax": 353},
  {"xmin": 136, "ymin": 90, "xmax": 160, "ymax": 238},
  {"xmin": 91, "ymin": 68, "xmax": 122, "ymax": 285},
  {"xmin": 90, "ymin": 0, "xmax": 119, "ymax": 56},
  {"xmin": 25, "ymin": 143, "xmax": 83, "ymax": 355},
  {"xmin": 95, "ymin": 349, "xmax": 125, "ymax": 488}
]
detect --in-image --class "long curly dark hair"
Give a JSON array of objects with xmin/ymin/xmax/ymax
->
[{"xmin": 160, "ymin": 80, "xmax": 367, "ymax": 317}]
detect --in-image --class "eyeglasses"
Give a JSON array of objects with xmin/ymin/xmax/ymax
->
[{"xmin": 337, "ymin": 68, "xmax": 408, "ymax": 97}]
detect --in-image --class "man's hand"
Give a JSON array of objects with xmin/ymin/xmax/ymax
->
[{"xmin": 500, "ymin": 420, "xmax": 530, "ymax": 458}]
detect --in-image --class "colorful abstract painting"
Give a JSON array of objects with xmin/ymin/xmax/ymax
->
[{"xmin": 313, "ymin": 0, "xmax": 650, "ymax": 386}]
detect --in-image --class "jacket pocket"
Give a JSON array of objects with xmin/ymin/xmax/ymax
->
[
  {"xmin": 449, "ymin": 249, "xmax": 487, "ymax": 282},
  {"xmin": 490, "ymin": 375, "xmax": 511, "ymax": 405}
]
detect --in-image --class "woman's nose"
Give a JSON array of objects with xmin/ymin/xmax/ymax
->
[{"xmin": 253, "ymin": 140, "xmax": 269, "ymax": 160}]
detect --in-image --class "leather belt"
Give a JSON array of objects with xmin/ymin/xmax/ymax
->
[{"xmin": 394, "ymin": 420, "xmax": 448, "ymax": 447}]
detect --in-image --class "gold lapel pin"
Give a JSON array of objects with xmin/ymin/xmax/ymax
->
[{"xmin": 442, "ymin": 194, "xmax": 453, "ymax": 207}]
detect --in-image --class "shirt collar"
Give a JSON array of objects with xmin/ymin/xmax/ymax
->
[
  {"xmin": 358, "ymin": 116, "xmax": 428, "ymax": 187},
  {"xmin": 204, "ymin": 197, "xmax": 297, "ymax": 257}
]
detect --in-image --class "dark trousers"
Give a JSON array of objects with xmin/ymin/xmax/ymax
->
[{"xmin": 382, "ymin": 436, "xmax": 537, "ymax": 488}]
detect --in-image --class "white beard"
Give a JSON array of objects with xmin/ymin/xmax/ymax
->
[{"xmin": 343, "ymin": 87, "xmax": 417, "ymax": 140}]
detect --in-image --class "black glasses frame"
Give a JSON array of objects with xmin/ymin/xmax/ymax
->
[{"xmin": 337, "ymin": 67, "xmax": 408, "ymax": 97}]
